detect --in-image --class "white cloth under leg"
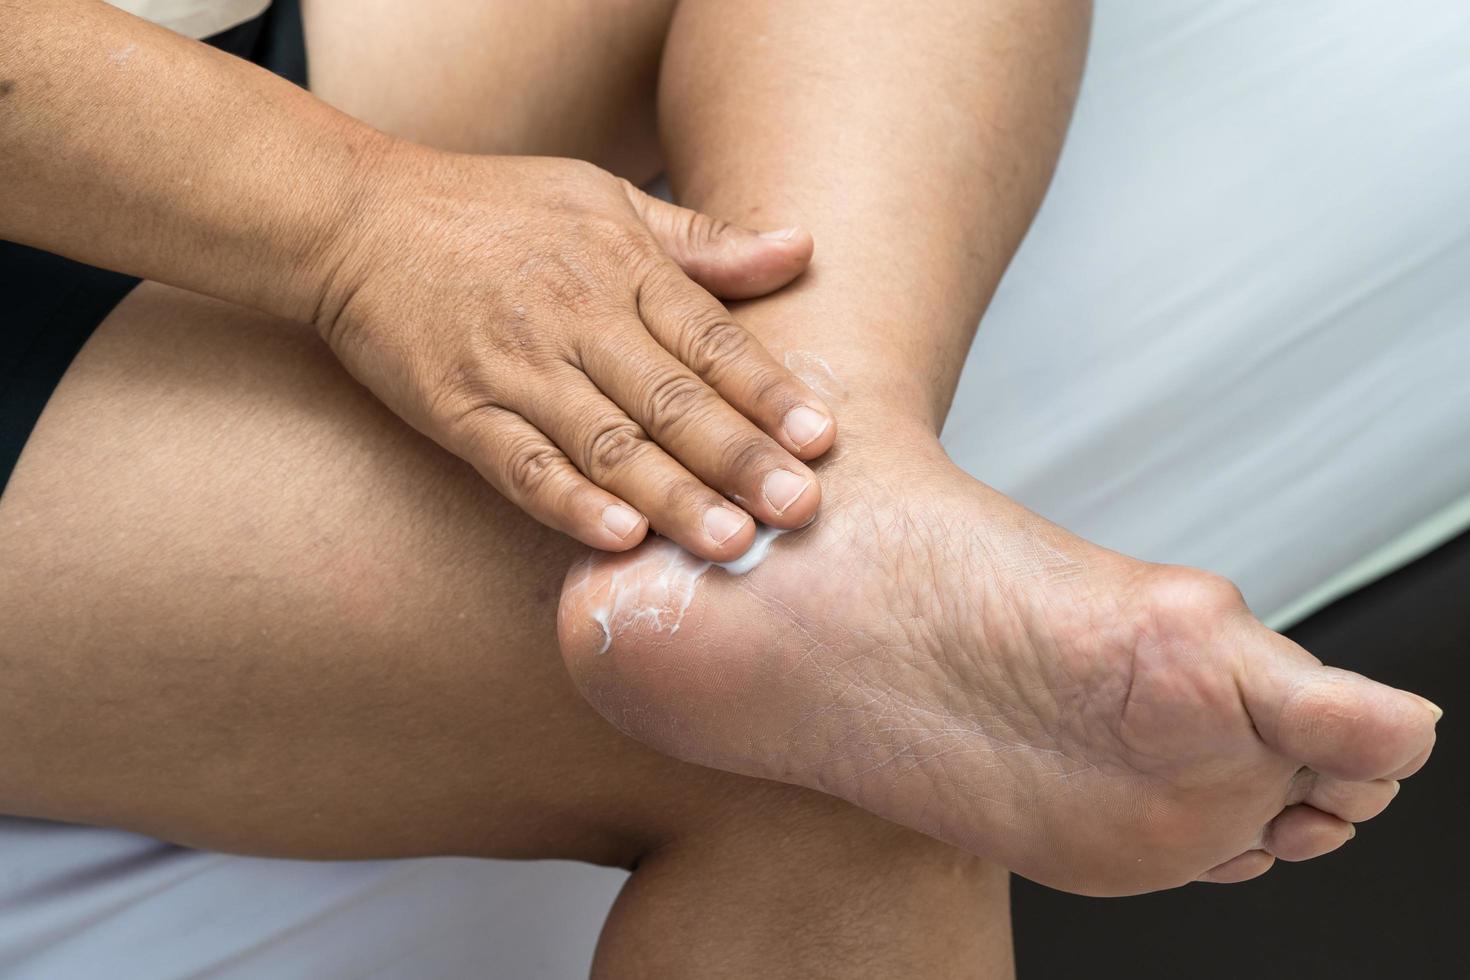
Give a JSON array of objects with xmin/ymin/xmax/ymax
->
[
  {"xmin": 942, "ymin": 0, "xmax": 1470, "ymax": 626},
  {"xmin": 5, "ymin": 2, "xmax": 1468, "ymax": 975}
]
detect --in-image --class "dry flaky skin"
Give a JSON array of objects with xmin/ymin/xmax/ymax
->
[
  {"xmin": 558, "ymin": 433, "xmax": 1438, "ymax": 897},
  {"xmin": 567, "ymin": 525, "xmax": 787, "ymax": 654}
]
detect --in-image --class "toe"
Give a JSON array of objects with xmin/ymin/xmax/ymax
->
[
  {"xmin": 1263, "ymin": 804, "xmax": 1354, "ymax": 862},
  {"xmin": 1305, "ymin": 776, "xmax": 1399, "ymax": 824},
  {"xmin": 1197, "ymin": 849, "xmax": 1275, "ymax": 884},
  {"xmin": 1239, "ymin": 630, "xmax": 1440, "ymax": 780},
  {"xmin": 1386, "ymin": 735, "xmax": 1437, "ymax": 780}
]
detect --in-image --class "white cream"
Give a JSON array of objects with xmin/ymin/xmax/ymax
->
[
  {"xmin": 783, "ymin": 350, "xmax": 847, "ymax": 401},
  {"xmin": 577, "ymin": 525, "xmax": 787, "ymax": 654},
  {"xmin": 574, "ymin": 349, "xmax": 837, "ymax": 653}
]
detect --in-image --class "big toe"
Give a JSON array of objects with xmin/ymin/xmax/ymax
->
[{"xmin": 1241, "ymin": 635, "xmax": 1440, "ymax": 781}]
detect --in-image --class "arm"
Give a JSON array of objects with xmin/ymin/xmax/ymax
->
[
  {"xmin": 0, "ymin": 0, "xmax": 369, "ymax": 323},
  {"xmin": 1, "ymin": 0, "xmax": 836, "ymax": 560}
]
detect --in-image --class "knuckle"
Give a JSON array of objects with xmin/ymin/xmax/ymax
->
[
  {"xmin": 504, "ymin": 438, "xmax": 567, "ymax": 500},
  {"xmin": 443, "ymin": 402, "xmax": 521, "ymax": 475},
  {"xmin": 584, "ymin": 420, "xmax": 650, "ymax": 480},
  {"xmin": 422, "ymin": 345, "xmax": 536, "ymax": 427},
  {"xmin": 661, "ymin": 473, "xmax": 713, "ymax": 516},
  {"xmin": 718, "ymin": 431, "xmax": 774, "ymax": 479},
  {"xmin": 644, "ymin": 372, "xmax": 712, "ymax": 425},
  {"xmin": 683, "ymin": 211, "xmax": 731, "ymax": 250},
  {"xmin": 431, "ymin": 379, "xmax": 502, "ymax": 438},
  {"xmin": 745, "ymin": 366, "xmax": 793, "ymax": 411},
  {"xmin": 681, "ymin": 314, "xmax": 753, "ymax": 379}
]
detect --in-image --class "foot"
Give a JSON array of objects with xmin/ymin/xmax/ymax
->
[{"xmin": 558, "ymin": 434, "xmax": 1440, "ymax": 895}]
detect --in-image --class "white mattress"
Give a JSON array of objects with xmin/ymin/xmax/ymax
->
[
  {"xmin": 5, "ymin": 1, "xmax": 1467, "ymax": 975},
  {"xmin": 942, "ymin": 0, "xmax": 1470, "ymax": 628}
]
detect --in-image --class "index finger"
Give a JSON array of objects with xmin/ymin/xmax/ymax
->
[{"xmin": 635, "ymin": 263, "xmax": 837, "ymax": 460}]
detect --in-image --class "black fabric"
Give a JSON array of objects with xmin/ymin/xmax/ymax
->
[
  {"xmin": 0, "ymin": 1, "xmax": 306, "ymax": 497},
  {"xmin": 1013, "ymin": 528, "xmax": 1469, "ymax": 979}
]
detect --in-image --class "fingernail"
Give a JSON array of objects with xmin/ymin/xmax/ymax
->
[
  {"xmin": 602, "ymin": 504, "xmax": 642, "ymax": 540},
  {"xmin": 783, "ymin": 405, "xmax": 830, "ymax": 449},
  {"xmin": 763, "ymin": 469, "xmax": 811, "ymax": 515},
  {"xmin": 1390, "ymin": 780, "xmax": 1402, "ymax": 798},
  {"xmin": 1347, "ymin": 824, "xmax": 1357, "ymax": 840},
  {"xmin": 1418, "ymin": 696, "xmax": 1444, "ymax": 722},
  {"xmin": 704, "ymin": 506, "xmax": 750, "ymax": 545},
  {"xmin": 758, "ymin": 226, "xmax": 799, "ymax": 241}
]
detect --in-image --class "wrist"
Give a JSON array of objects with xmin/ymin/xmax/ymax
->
[{"xmin": 265, "ymin": 120, "xmax": 405, "ymax": 328}]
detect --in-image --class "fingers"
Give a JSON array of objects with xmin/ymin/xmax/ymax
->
[
  {"xmin": 622, "ymin": 180, "xmax": 815, "ymax": 300},
  {"xmin": 516, "ymin": 372, "xmax": 761, "ymax": 562},
  {"xmin": 1197, "ymin": 850, "xmax": 1274, "ymax": 884},
  {"xmin": 1262, "ymin": 804, "xmax": 1354, "ymax": 862},
  {"xmin": 635, "ymin": 264, "xmax": 836, "ymax": 460},
  {"xmin": 580, "ymin": 326, "xmax": 821, "ymax": 529},
  {"xmin": 448, "ymin": 404, "xmax": 649, "ymax": 552}
]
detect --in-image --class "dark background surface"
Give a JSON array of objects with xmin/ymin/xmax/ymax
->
[{"xmin": 1012, "ymin": 529, "xmax": 1468, "ymax": 979}]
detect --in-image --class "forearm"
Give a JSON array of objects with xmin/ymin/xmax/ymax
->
[
  {"xmin": 0, "ymin": 0, "xmax": 381, "ymax": 322},
  {"xmin": 660, "ymin": 0, "xmax": 1091, "ymax": 435}
]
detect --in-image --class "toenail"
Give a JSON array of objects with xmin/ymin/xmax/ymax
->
[
  {"xmin": 704, "ymin": 506, "xmax": 750, "ymax": 545},
  {"xmin": 602, "ymin": 504, "xmax": 642, "ymax": 540},
  {"xmin": 782, "ymin": 406, "xmax": 830, "ymax": 449},
  {"xmin": 763, "ymin": 469, "xmax": 812, "ymax": 514}
]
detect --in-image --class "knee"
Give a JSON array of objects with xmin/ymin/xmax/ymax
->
[{"xmin": 604, "ymin": 781, "xmax": 1011, "ymax": 977}]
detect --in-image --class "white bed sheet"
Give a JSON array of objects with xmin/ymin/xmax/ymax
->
[{"xmin": 5, "ymin": 2, "xmax": 1467, "ymax": 976}]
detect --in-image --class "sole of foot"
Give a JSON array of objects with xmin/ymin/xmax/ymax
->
[{"xmin": 558, "ymin": 439, "xmax": 1440, "ymax": 895}]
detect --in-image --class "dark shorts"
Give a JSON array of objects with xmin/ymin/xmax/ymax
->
[{"xmin": 0, "ymin": 1, "xmax": 306, "ymax": 498}]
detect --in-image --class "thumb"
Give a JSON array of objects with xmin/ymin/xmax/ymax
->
[{"xmin": 622, "ymin": 180, "xmax": 813, "ymax": 300}]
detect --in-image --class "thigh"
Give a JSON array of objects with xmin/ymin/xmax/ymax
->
[
  {"xmin": 0, "ymin": 0, "xmax": 677, "ymax": 866},
  {"xmin": 301, "ymin": 0, "xmax": 673, "ymax": 181},
  {"xmin": 0, "ymin": 284, "xmax": 1013, "ymax": 975},
  {"xmin": 0, "ymin": 282, "xmax": 701, "ymax": 864}
]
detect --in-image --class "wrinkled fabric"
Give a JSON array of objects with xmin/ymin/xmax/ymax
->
[{"xmin": 944, "ymin": 0, "xmax": 1470, "ymax": 626}]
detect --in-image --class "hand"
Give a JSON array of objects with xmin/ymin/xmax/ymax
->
[{"xmin": 313, "ymin": 149, "xmax": 835, "ymax": 560}]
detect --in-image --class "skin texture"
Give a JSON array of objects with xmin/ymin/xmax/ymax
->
[
  {"xmin": 0, "ymin": 282, "xmax": 1012, "ymax": 979},
  {"xmin": 0, "ymin": 0, "xmax": 1439, "ymax": 970},
  {"xmin": 0, "ymin": 0, "xmax": 1048, "ymax": 975},
  {"xmin": 0, "ymin": 0, "xmax": 838, "ymax": 560},
  {"xmin": 554, "ymin": 0, "xmax": 1438, "ymax": 897}
]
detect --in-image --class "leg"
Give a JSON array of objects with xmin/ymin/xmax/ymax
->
[
  {"xmin": 595, "ymin": 787, "xmax": 1013, "ymax": 979},
  {"xmin": 0, "ymin": 0, "xmax": 683, "ymax": 859},
  {"xmin": 0, "ymin": 3, "xmax": 1012, "ymax": 972},
  {"xmin": 301, "ymin": 0, "xmax": 673, "ymax": 183},
  {"xmin": 0, "ymin": 281, "xmax": 1008, "ymax": 977},
  {"xmin": 557, "ymin": 0, "xmax": 1440, "ymax": 895}
]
